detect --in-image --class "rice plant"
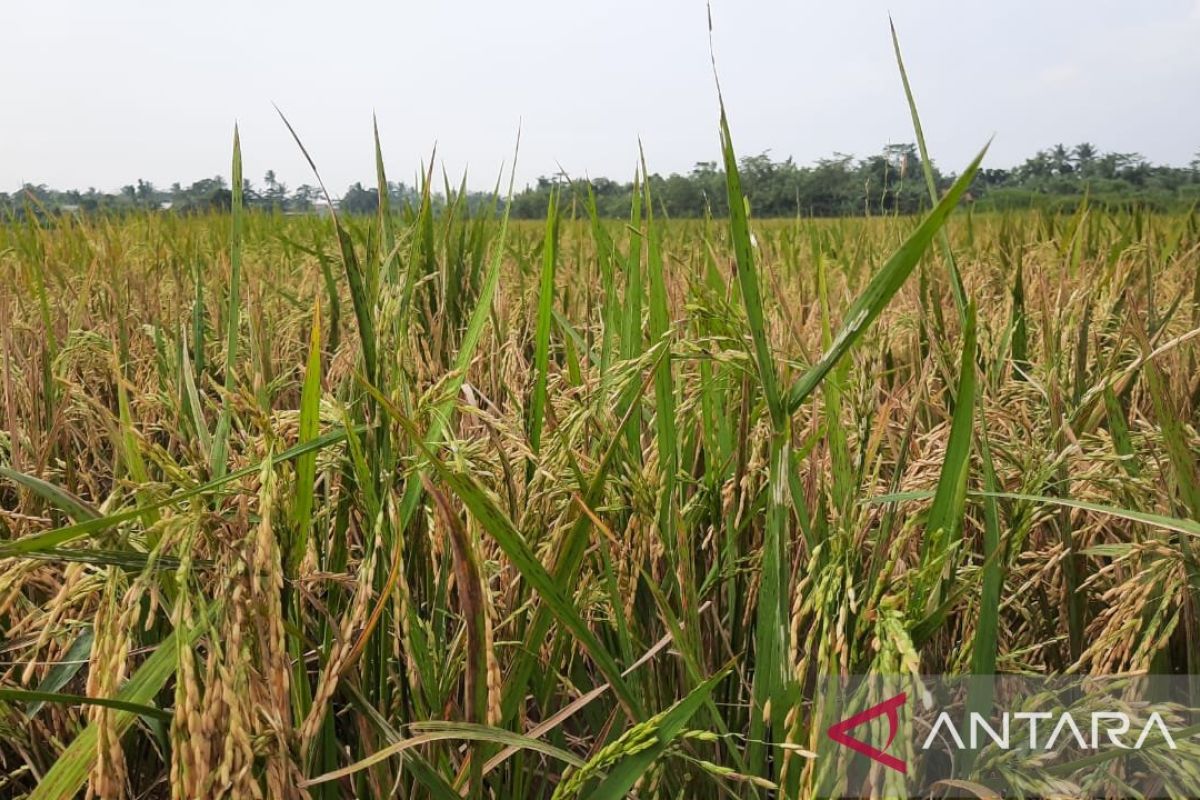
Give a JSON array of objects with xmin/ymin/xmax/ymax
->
[{"xmin": 1, "ymin": 45, "xmax": 1200, "ymax": 800}]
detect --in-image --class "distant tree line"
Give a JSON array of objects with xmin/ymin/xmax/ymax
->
[
  {"xmin": 4, "ymin": 143, "xmax": 1198, "ymax": 219},
  {"xmin": 509, "ymin": 143, "xmax": 1200, "ymax": 218},
  {"xmin": 2, "ymin": 171, "xmax": 426, "ymax": 217}
]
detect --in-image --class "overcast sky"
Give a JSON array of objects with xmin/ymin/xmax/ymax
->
[{"xmin": 5, "ymin": 0, "xmax": 1198, "ymax": 195}]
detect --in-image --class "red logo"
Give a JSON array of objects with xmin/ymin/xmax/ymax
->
[{"xmin": 826, "ymin": 691, "xmax": 907, "ymax": 774}]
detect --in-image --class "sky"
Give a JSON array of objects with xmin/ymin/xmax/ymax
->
[{"xmin": 4, "ymin": 0, "xmax": 1198, "ymax": 195}]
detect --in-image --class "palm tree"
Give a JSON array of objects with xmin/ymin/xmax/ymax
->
[
  {"xmin": 1050, "ymin": 144, "xmax": 1074, "ymax": 176},
  {"xmin": 263, "ymin": 170, "xmax": 288, "ymax": 211},
  {"xmin": 1018, "ymin": 150, "xmax": 1053, "ymax": 182},
  {"xmin": 135, "ymin": 179, "xmax": 156, "ymax": 206},
  {"xmin": 1072, "ymin": 143, "xmax": 1097, "ymax": 176}
]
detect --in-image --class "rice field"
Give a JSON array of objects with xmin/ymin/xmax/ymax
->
[{"xmin": 2, "ymin": 98, "xmax": 1200, "ymax": 798}]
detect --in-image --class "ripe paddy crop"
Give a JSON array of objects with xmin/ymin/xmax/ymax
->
[{"xmin": 1, "ymin": 79, "xmax": 1199, "ymax": 800}]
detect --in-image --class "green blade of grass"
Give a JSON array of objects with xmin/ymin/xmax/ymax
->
[
  {"xmin": 889, "ymin": 16, "xmax": 967, "ymax": 313},
  {"xmin": 888, "ymin": 30, "xmax": 1006, "ymax": 732},
  {"xmin": 1103, "ymin": 386, "xmax": 1140, "ymax": 477},
  {"xmin": 784, "ymin": 145, "xmax": 988, "ymax": 415},
  {"xmin": 715, "ymin": 79, "xmax": 791, "ymax": 777},
  {"xmin": 0, "ymin": 467, "xmax": 99, "ymax": 523},
  {"xmin": 24, "ymin": 628, "xmax": 93, "ymax": 719},
  {"xmin": 179, "ymin": 321, "xmax": 212, "ymax": 461},
  {"xmin": 2, "ymin": 688, "xmax": 170, "ymax": 722},
  {"xmin": 191, "ymin": 259, "xmax": 206, "ymax": 378},
  {"xmin": 288, "ymin": 298, "xmax": 324, "ymax": 730},
  {"xmin": 374, "ymin": 114, "xmax": 397, "ymax": 286},
  {"xmin": 967, "ymin": 422, "xmax": 1004, "ymax": 710},
  {"xmin": 582, "ymin": 183, "xmax": 620, "ymax": 386},
  {"xmin": 209, "ymin": 125, "xmax": 243, "ymax": 479},
  {"xmin": 620, "ymin": 169, "xmax": 645, "ymax": 461},
  {"xmin": 916, "ymin": 302, "xmax": 977, "ymax": 621},
  {"xmin": 528, "ymin": 185, "xmax": 559, "ymax": 457},
  {"xmin": 290, "ymin": 298, "xmax": 323, "ymax": 576},
  {"xmin": 22, "ymin": 547, "xmax": 189, "ymax": 572},
  {"xmin": 1010, "ymin": 258, "xmax": 1029, "ymax": 376},
  {"xmin": 641, "ymin": 151, "xmax": 682, "ymax": 573},
  {"xmin": 867, "ymin": 490, "xmax": 1200, "ymax": 540},
  {"xmin": 718, "ymin": 107, "xmax": 783, "ymax": 429}
]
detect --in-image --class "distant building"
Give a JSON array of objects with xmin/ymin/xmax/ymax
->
[{"xmin": 285, "ymin": 199, "xmax": 338, "ymax": 217}]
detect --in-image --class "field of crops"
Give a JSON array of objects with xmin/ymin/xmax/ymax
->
[{"xmin": 1, "ymin": 106, "xmax": 1199, "ymax": 799}]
